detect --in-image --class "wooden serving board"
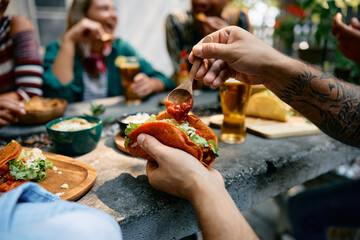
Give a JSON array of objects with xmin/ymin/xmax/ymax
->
[
  {"xmin": 114, "ymin": 132, "xmax": 130, "ymax": 154},
  {"xmin": 36, "ymin": 150, "xmax": 97, "ymax": 201},
  {"xmin": 209, "ymin": 114, "xmax": 321, "ymax": 139}
]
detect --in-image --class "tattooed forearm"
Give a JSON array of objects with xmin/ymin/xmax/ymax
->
[{"xmin": 278, "ymin": 65, "xmax": 360, "ymax": 147}]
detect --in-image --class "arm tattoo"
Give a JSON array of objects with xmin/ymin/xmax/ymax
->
[{"xmin": 278, "ymin": 65, "xmax": 360, "ymax": 147}]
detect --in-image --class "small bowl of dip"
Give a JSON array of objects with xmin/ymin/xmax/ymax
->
[
  {"xmin": 116, "ymin": 112, "xmax": 151, "ymax": 137},
  {"xmin": 46, "ymin": 115, "xmax": 102, "ymax": 156}
]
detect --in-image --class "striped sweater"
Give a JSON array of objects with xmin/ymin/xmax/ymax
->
[{"xmin": 0, "ymin": 16, "xmax": 43, "ymax": 100}]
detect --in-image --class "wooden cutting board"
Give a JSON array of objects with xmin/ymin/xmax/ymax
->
[
  {"xmin": 209, "ymin": 114, "xmax": 321, "ymax": 139},
  {"xmin": 32, "ymin": 150, "xmax": 97, "ymax": 201}
]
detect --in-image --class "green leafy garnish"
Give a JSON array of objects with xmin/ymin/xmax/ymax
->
[
  {"xmin": 87, "ymin": 102, "xmax": 116, "ymax": 125},
  {"xmin": 124, "ymin": 138, "xmax": 132, "ymax": 149},
  {"xmin": 208, "ymin": 140, "xmax": 220, "ymax": 157},
  {"xmin": 90, "ymin": 102, "xmax": 105, "ymax": 116},
  {"xmin": 125, "ymin": 122, "xmax": 143, "ymax": 136},
  {"xmin": 8, "ymin": 149, "xmax": 53, "ymax": 181},
  {"xmin": 124, "ymin": 117, "xmax": 158, "ymax": 148}
]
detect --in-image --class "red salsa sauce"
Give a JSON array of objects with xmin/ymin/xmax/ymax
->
[{"xmin": 164, "ymin": 97, "xmax": 194, "ymax": 122}]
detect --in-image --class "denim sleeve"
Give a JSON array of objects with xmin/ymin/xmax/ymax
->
[{"xmin": 0, "ymin": 182, "xmax": 122, "ymax": 240}]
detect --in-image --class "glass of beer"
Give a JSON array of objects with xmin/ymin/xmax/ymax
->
[
  {"xmin": 219, "ymin": 78, "xmax": 251, "ymax": 144},
  {"xmin": 115, "ymin": 56, "xmax": 141, "ymax": 104}
]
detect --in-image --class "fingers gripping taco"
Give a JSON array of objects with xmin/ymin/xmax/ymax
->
[{"xmin": 125, "ymin": 112, "xmax": 219, "ymax": 167}]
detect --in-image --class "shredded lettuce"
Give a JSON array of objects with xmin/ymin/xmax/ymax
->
[
  {"xmin": 8, "ymin": 148, "xmax": 53, "ymax": 181},
  {"xmin": 124, "ymin": 116, "xmax": 158, "ymax": 148},
  {"xmin": 124, "ymin": 116, "xmax": 219, "ymax": 156},
  {"xmin": 208, "ymin": 140, "xmax": 220, "ymax": 157}
]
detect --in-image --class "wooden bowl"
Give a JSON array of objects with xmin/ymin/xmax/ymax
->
[{"xmin": 18, "ymin": 98, "xmax": 68, "ymax": 125}]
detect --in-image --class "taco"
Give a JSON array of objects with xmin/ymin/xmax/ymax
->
[
  {"xmin": 246, "ymin": 90, "xmax": 289, "ymax": 122},
  {"xmin": 0, "ymin": 140, "xmax": 53, "ymax": 192},
  {"xmin": 125, "ymin": 112, "xmax": 219, "ymax": 167}
]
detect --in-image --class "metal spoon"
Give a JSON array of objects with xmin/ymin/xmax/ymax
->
[{"xmin": 166, "ymin": 57, "xmax": 202, "ymax": 103}]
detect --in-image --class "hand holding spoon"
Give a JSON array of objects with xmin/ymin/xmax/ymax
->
[{"xmin": 165, "ymin": 57, "xmax": 202, "ymax": 104}]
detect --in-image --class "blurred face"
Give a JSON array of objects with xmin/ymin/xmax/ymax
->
[
  {"xmin": 86, "ymin": 0, "xmax": 117, "ymax": 34},
  {"xmin": 0, "ymin": 0, "xmax": 10, "ymax": 18},
  {"xmin": 191, "ymin": 0, "xmax": 229, "ymax": 17}
]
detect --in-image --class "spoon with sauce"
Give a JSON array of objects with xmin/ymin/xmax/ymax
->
[{"xmin": 164, "ymin": 57, "xmax": 202, "ymax": 122}]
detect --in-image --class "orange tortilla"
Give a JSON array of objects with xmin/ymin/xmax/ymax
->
[
  {"xmin": 127, "ymin": 112, "xmax": 218, "ymax": 167},
  {"xmin": 0, "ymin": 179, "xmax": 30, "ymax": 192},
  {"xmin": 0, "ymin": 140, "xmax": 23, "ymax": 192},
  {"xmin": 0, "ymin": 140, "xmax": 21, "ymax": 168}
]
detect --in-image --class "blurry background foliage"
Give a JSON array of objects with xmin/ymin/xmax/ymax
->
[
  {"xmin": 234, "ymin": 0, "xmax": 360, "ymax": 84},
  {"xmin": 298, "ymin": 0, "xmax": 359, "ymax": 47},
  {"xmin": 298, "ymin": 0, "xmax": 360, "ymax": 84},
  {"xmin": 232, "ymin": 0, "xmax": 279, "ymax": 9}
]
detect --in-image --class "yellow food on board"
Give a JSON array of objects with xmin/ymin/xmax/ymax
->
[{"xmin": 246, "ymin": 90, "xmax": 289, "ymax": 122}]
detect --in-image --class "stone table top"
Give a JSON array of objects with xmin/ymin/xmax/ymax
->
[{"xmin": 1, "ymin": 91, "xmax": 359, "ymax": 239}]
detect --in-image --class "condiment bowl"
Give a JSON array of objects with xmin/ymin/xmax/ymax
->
[
  {"xmin": 46, "ymin": 115, "xmax": 102, "ymax": 156},
  {"xmin": 116, "ymin": 112, "xmax": 151, "ymax": 137}
]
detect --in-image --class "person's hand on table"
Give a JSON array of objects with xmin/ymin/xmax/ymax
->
[
  {"xmin": 188, "ymin": 26, "xmax": 285, "ymax": 88},
  {"xmin": 131, "ymin": 73, "xmax": 165, "ymax": 98},
  {"xmin": 63, "ymin": 18, "xmax": 106, "ymax": 43},
  {"xmin": 331, "ymin": 13, "xmax": 360, "ymax": 65},
  {"xmin": 137, "ymin": 133, "xmax": 224, "ymax": 201},
  {"xmin": 0, "ymin": 97, "xmax": 26, "ymax": 127}
]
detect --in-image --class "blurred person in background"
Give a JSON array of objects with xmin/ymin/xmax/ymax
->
[
  {"xmin": 165, "ymin": 0, "xmax": 252, "ymax": 83},
  {"xmin": 332, "ymin": 12, "xmax": 360, "ymax": 65},
  {"xmin": 0, "ymin": 2, "xmax": 122, "ymax": 235},
  {"xmin": 0, "ymin": 0, "xmax": 43, "ymax": 127},
  {"xmin": 0, "ymin": 99, "xmax": 25, "ymax": 127},
  {"xmin": 42, "ymin": 0, "xmax": 174, "ymax": 103}
]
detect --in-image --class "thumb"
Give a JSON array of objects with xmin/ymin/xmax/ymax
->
[
  {"xmin": 193, "ymin": 43, "xmax": 233, "ymax": 62},
  {"xmin": 350, "ymin": 17, "xmax": 360, "ymax": 30},
  {"xmin": 137, "ymin": 134, "xmax": 165, "ymax": 164}
]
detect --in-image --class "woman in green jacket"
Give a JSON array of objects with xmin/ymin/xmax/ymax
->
[{"xmin": 43, "ymin": 0, "xmax": 174, "ymax": 103}]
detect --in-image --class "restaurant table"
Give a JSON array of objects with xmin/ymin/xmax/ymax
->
[{"xmin": 1, "ymin": 90, "xmax": 360, "ymax": 239}]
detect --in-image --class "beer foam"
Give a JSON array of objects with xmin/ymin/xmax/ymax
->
[
  {"xmin": 115, "ymin": 56, "xmax": 139, "ymax": 68},
  {"xmin": 119, "ymin": 62, "xmax": 139, "ymax": 69}
]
